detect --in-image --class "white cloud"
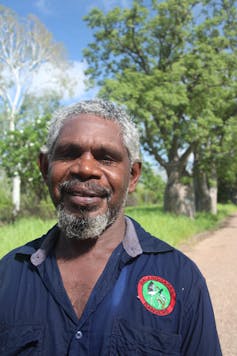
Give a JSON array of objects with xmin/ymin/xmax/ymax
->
[
  {"xmin": 35, "ymin": 0, "xmax": 53, "ymax": 15},
  {"xmin": 28, "ymin": 60, "xmax": 88, "ymax": 102},
  {"xmin": 1, "ymin": 60, "xmax": 98, "ymax": 109}
]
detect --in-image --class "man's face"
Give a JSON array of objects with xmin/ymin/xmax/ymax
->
[{"xmin": 40, "ymin": 114, "xmax": 140, "ymax": 239}]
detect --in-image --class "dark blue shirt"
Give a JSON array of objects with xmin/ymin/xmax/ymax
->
[{"xmin": 0, "ymin": 217, "xmax": 222, "ymax": 355}]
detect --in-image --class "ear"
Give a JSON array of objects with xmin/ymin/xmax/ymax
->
[
  {"xmin": 38, "ymin": 152, "xmax": 49, "ymax": 184},
  {"xmin": 128, "ymin": 162, "xmax": 142, "ymax": 193}
]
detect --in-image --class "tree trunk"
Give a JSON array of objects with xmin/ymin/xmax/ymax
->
[
  {"xmin": 209, "ymin": 185, "xmax": 217, "ymax": 214},
  {"xmin": 10, "ymin": 116, "xmax": 21, "ymax": 217},
  {"xmin": 164, "ymin": 167, "xmax": 195, "ymax": 217},
  {"xmin": 193, "ymin": 159, "xmax": 217, "ymax": 214},
  {"xmin": 12, "ymin": 175, "xmax": 21, "ymax": 217}
]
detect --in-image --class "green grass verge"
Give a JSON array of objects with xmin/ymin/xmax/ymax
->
[
  {"xmin": 126, "ymin": 203, "xmax": 237, "ymax": 246},
  {"xmin": 0, "ymin": 217, "xmax": 56, "ymax": 258},
  {"xmin": 0, "ymin": 203, "xmax": 236, "ymax": 258}
]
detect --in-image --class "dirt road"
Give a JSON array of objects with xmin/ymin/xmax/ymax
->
[{"xmin": 180, "ymin": 213, "xmax": 237, "ymax": 356}]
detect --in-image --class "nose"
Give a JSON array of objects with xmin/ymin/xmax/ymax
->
[{"xmin": 69, "ymin": 152, "xmax": 101, "ymax": 181}]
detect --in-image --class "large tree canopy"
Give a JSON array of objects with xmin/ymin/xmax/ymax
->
[{"xmin": 83, "ymin": 0, "xmax": 237, "ymax": 214}]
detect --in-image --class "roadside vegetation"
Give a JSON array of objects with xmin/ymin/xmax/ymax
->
[
  {"xmin": 1, "ymin": 203, "xmax": 236, "ymax": 259},
  {"xmin": 126, "ymin": 203, "xmax": 237, "ymax": 246}
]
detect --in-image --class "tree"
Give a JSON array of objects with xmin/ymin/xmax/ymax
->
[
  {"xmin": 83, "ymin": 0, "xmax": 237, "ymax": 215},
  {"xmin": 0, "ymin": 114, "xmax": 51, "ymax": 208},
  {"xmin": 217, "ymin": 117, "xmax": 237, "ymax": 204},
  {"xmin": 0, "ymin": 5, "xmax": 70, "ymax": 216},
  {"xmin": 185, "ymin": 0, "xmax": 237, "ymax": 213}
]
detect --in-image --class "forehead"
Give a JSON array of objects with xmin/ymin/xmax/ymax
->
[{"xmin": 56, "ymin": 113, "xmax": 125, "ymax": 149}]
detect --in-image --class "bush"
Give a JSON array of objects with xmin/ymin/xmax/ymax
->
[
  {"xmin": 0, "ymin": 180, "xmax": 14, "ymax": 224},
  {"xmin": 0, "ymin": 176, "xmax": 56, "ymax": 223},
  {"xmin": 19, "ymin": 194, "xmax": 56, "ymax": 220}
]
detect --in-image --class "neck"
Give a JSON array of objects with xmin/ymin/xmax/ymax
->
[{"xmin": 55, "ymin": 213, "xmax": 126, "ymax": 260}]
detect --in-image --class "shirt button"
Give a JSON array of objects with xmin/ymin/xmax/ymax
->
[{"xmin": 75, "ymin": 330, "xmax": 83, "ymax": 340}]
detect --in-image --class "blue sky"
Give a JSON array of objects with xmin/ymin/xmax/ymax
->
[
  {"xmin": 0, "ymin": 0, "xmax": 131, "ymax": 101},
  {"xmin": 1, "ymin": 0, "xmax": 131, "ymax": 61}
]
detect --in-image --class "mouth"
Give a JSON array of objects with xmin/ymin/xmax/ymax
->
[
  {"xmin": 59, "ymin": 181, "xmax": 110, "ymax": 209},
  {"xmin": 67, "ymin": 194, "xmax": 103, "ymax": 207},
  {"xmin": 70, "ymin": 188, "xmax": 106, "ymax": 198}
]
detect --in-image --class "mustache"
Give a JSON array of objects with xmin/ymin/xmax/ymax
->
[{"xmin": 59, "ymin": 180, "xmax": 111, "ymax": 199}]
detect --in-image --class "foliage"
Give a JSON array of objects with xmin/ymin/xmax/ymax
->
[
  {"xmin": 140, "ymin": 161, "xmax": 165, "ymax": 191},
  {"xmin": 0, "ymin": 114, "xmax": 50, "ymax": 201},
  {"xmin": 217, "ymin": 117, "xmax": 237, "ymax": 203},
  {"xmin": 127, "ymin": 202, "xmax": 237, "ymax": 245},
  {"xmin": 219, "ymin": 118, "xmax": 237, "ymax": 183},
  {"xmin": 84, "ymin": 0, "xmax": 194, "ymax": 170},
  {"xmin": 1, "ymin": 203, "xmax": 236, "ymax": 258},
  {"xmin": 127, "ymin": 161, "xmax": 165, "ymax": 205},
  {"xmin": 0, "ymin": 175, "xmax": 14, "ymax": 223},
  {"xmin": 83, "ymin": 0, "xmax": 237, "ymax": 213}
]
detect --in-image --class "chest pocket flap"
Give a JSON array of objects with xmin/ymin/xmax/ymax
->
[
  {"xmin": 0, "ymin": 323, "xmax": 43, "ymax": 356},
  {"xmin": 110, "ymin": 318, "xmax": 181, "ymax": 355}
]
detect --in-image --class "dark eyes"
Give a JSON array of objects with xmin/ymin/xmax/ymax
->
[
  {"xmin": 99, "ymin": 156, "xmax": 115, "ymax": 166},
  {"xmin": 53, "ymin": 146, "xmax": 120, "ymax": 165},
  {"xmin": 53, "ymin": 147, "xmax": 78, "ymax": 160}
]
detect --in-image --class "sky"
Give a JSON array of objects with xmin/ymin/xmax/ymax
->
[
  {"xmin": 0, "ymin": 0, "xmax": 131, "ymax": 102},
  {"xmin": 1, "ymin": 0, "xmax": 131, "ymax": 60}
]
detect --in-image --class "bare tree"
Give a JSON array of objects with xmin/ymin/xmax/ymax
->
[{"xmin": 0, "ymin": 5, "xmax": 67, "ymax": 216}]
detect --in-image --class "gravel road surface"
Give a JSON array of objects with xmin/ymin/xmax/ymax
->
[{"xmin": 180, "ymin": 213, "xmax": 237, "ymax": 356}]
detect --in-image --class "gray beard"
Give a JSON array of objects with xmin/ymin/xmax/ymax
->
[
  {"xmin": 57, "ymin": 204, "xmax": 118, "ymax": 240},
  {"xmin": 56, "ymin": 178, "xmax": 129, "ymax": 240}
]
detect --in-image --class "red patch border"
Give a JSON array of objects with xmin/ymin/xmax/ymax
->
[{"xmin": 137, "ymin": 275, "xmax": 176, "ymax": 316}]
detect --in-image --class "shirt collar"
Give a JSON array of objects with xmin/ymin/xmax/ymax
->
[
  {"xmin": 122, "ymin": 216, "xmax": 143, "ymax": 257},
  {"xmin": 16, "ymin": 216, "xmax": 172, "ymax": 267},
  {"xmin": 30, "ymin": 218, "xmax": 143, "ymax": 266},
  {"xmin": 30, "ymin": 226, "xmax": 59, "ymax": 266}
]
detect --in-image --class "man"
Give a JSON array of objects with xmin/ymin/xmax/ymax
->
[{"xmin": 0, "ymin": 100, "xmax": 221, "ymax": 355}]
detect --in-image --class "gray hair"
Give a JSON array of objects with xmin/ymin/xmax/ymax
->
[{"xmin": 44, "ymin": 99, "xmax": 141, "ymax": 164}]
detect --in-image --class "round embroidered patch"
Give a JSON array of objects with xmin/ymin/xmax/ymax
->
[{"xmin": 137, "ymin": 275, "xmax": 176, "ymax": 316}]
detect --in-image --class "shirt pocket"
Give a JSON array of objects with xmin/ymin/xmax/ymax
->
[
  {"xmin": 0, "ymin": 323, "xmax": 43, "ymax": 356},
  {"xmin": 109, "ymin": 318, "xmax": 181, "ymax": 355}
]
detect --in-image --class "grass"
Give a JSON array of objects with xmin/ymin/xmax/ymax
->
[
  {"xmin": 126, "ymin": 203, "xmax": 237, "ymax": 246},
  {"xmin": 0, "ymin": 203, "xmax": 236, "ymax": 258},
  {"xmin": 0, "ymin": 217, "xmax": 56, "ymax": 258}
]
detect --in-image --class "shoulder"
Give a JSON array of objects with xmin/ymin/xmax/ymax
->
[
  {"xmin": 130, "ymin": 218, "xmax": 212, "ymax": 320},
  {"xmin": 0, "ymin": 225, "xmax": 57, "ymax": 271},
  {"xmin": 1, "ymin": 237, "xmax": 42, "ymax": 261},
  {"xmin": 130, "ymin": 216, "xmax": 206, "ymax": 288}
]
